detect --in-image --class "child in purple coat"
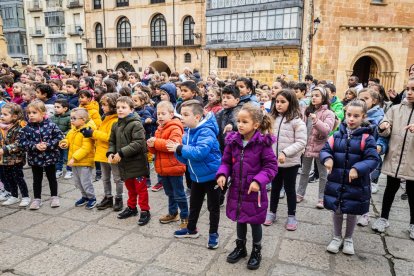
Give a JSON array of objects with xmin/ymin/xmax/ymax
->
[{"xmin": 217, "ymin": 103, "xmax": 278, "ymax": 270}]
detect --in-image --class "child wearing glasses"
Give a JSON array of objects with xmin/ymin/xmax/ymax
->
[{"xmin": 59, "ymin": 108, "xmax": 97, "ymax": 209}]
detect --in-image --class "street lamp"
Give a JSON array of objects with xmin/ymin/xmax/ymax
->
[
  {"xmin": 309, "ymin": 17, "xmax": 321, "ymax": 39},
  {"xmin": 77, "ymin": 26, "xmax": 84, "ymax": 74}
]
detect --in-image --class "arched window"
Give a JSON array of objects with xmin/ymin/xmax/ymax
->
[
  {"xmin": 151, "ymin": 14, "xmax": 167, "ymax": 46},
  {"xmin": 95, "ymin": 23, "xmax": 103, "ymax": 48},
  {"xmin": 183, "ymin": 16, "xmax": 194, "ymax": 45},
  {"xmin": 97, "ymin": 55, "xmax": 103, "ymax": 63},
  {"xmin": 184, "ymin": 53, "xmax": 191, "ymax": 63},
  {"xmin": 117, "ymin": 17, "xmax": 131, "ymax": 47}
]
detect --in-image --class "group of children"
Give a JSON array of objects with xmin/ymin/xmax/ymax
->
[{"xmin": 0, "ymin": 65, "xmax": 413, "ymax": 270}]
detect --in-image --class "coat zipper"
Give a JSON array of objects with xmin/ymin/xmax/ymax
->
[
  {"xmin": 395, "ymin": 106, "xmax": 414, "ymax": 177},
  {"xmin": 275, "ymin": 115, "xmax": 284, "ymax": 155},
  {"xmin": 186, "ymin": 129, "xmax": 199, "ymax": 183},
  {"xmin": 236, "ymin": 148, "xmax": 244, "ymax": 221}
]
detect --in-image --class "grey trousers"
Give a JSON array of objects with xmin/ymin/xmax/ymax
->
[
  {"xmin": 297, "ymin": 156, "xmax": 327, "ymax": 200},
  {"xmin": 73, "ymin": 166, "xmax": 95, "ymax": 199},
  {"xmin": 101, "ymin": 162, "xmax": 123, "ymax": 197}
]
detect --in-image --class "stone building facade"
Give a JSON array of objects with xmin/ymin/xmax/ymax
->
[
  {"xmin": 307, "ymin": 0, "xmax": 414, "ymax": 94},
  {"xmin": 84, "ymin": 0, "xmax": 205, "ymax": 74}
]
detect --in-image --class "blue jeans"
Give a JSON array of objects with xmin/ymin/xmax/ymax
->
[
  {"xmin": 56, "ymin": 148, "xmax": 71, "ymax": 172},
  {"xmin": 160, "ymin": 175, "xmax": 188, "ymax": 219},
  {"xmin": 370, "ymin": 157, "xmax": 383, "ymax": 184}
]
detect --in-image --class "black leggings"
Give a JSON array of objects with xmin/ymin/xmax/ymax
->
[
  {"xmin": 270, "ymin": 166, "xmax": 299, "ymax": 215},
  {"xmin": 3, "ymin": 164, "xmax": 29, "ymax": 198},
  {"xmin": 237, "ymin": 223, "xmax": 262, "ymax": 244},
  {"xmin": 32, "ymin": 165, "xmax": 58, "ymax": 199},
  {"xmin": 381, "ymin": 176, "xmax": 414, "ymax": 224}
]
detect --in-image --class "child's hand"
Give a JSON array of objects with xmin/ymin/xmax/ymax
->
[
  {"xmin": 59, "ymin": 141, "xmax": 68, "ymax": 149},
  {"xmin": 404, "ymin": 124, "xmax": 414, "ymax": 133},
  {"xmin": 216, "ymin": 176, "xmax": 226, "ymax": 190},
  {"xmin": 278, "ymin": 152, "xmax": 286, "ymax": 164},
  {"xmin": 67, "ymin": 158, "xmax": 75, "ymax": 166},
  {"xmin": 166, "ymin": 140, "xmax": 179, "ymax": 152},
  {"xmin": 309, "ymin": 113, "xmax": 317, "ymax": 123},
  {"xmin": 145, "ymin": 118, "xmax": 152, "ymax": 124},
  {"xmin": 147, "ymin": 137, "xmax": 156, "ymax": 147},
  {"xmin": 376, "ymin": 145, "xmax": 382, "ymax": 154},
  {"xmin": 112, "ymin": 153, "xmax": 121, "ymax": 163},
  {"xmin": 108, "ymin": 154, "xmax": 114, "ymax": 163},
  {"xmin": 248, "ymin": 181, "xmax": 260, "ymax": 194},
  {"xmin": 324, "ymin": 159, "xmax": 333, "ymax": 174},
  {"xmin": 349, "ymin": 168, "xmax": 358, "ymax": 183},
  {"xmin": 223, "ymin": 124, "xmax": 233, "ymax": 134},
  {"xmin": 379, "ymin": 122, "xmax": 390, "ymax": 130},
  {"xmin": 36, "ymin": 143, "xmax": 47, "ymax": 151}
]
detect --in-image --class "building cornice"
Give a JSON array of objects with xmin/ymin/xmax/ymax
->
[{"xmin": 340, "ymin": 25, "xmax": 414, "ymax": 32}]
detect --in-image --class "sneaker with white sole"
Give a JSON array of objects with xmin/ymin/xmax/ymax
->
[
  {"xmin": 408, "ymin": 224, "xmax": 414, "ymax": 240},
  {"xmin": 357, "ymin": 213, "xmax": 370, "ymax": 227},
  {"xmin": 263, "ymin": 212, "xmax": 277, "ymax": 226},
  {"xmin": 56, "ymin": 170, "xmax": 63, "ymax": 178},
  {"xmin": 342, "ymin": 238, "xmax": 355, "ymax": 255},
  {"xmin": 327, "ymin": 236, "xmax": 343, "ymax": 254},
  {"xmin": 29, "ymin": 198, "xmax": 42, "ymax": 210},
  {"xmin": 19, "ymin": 197, "xmax": 31, "ymax": 207},
  {"xmin": 371, "ymin": 218, "xmax": 390, "ymax": 233},
  {"xmin": 371, "ymin": 183, "xmax": 379, "ymax": 194},
  {"xmin": 50, "ymin": 196, "xmax": 60, "ymax": 208},
  {"xmin": 2, "ymin": 196, "xmax": 20, "ymax": 206},
  {"xmin": 285, "ymin": 215, "xmax": 298, "ymax": 231},
  {"xmin": 0, "ymin": 190, "xmax": 10, "ymax": 201},
  {"xmin": 64, "ymin": 171, "xmax": 73, "ymax": 179}
]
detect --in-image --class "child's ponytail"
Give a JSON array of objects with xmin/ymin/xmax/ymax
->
[
  {"xmin": 240, "ymin": 102, "xmax": 273, "ymax": 134},
  {"xmin": 259, "ymin": 113, "xmax": 273, "ymax": 134}
]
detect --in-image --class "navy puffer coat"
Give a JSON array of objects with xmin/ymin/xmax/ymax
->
[{"xmin": 320, "ymin": 122, "xmax": 380, "ymax": 215}]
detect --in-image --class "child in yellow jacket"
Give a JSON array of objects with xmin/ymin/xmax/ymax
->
[
  {"xmin": 59, "ymin": 108, "xmax": 97, "ymax": 209},
  {"xmin": 80, "ymin": 93, "xmax": 124, "ymax": 211}
]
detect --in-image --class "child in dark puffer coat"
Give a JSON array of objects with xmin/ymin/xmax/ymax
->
[
  {"xmin": 320, "ymin": 99, "xmax": 379, "ymax": 255},
  {"xmin": 216, "ymin": 103, "xmax": 278, "ymax": 270}
]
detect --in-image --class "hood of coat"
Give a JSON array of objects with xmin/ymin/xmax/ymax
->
[
  {"xmin": 367, "ymin": 105, "xmax": 384, "ymax": 125},
  {"xmin": 225, "ymin": 130, "xmax": 276, "ymax": 147},
  {"xmin": 190, "ymin": 111, "xmax": 219, "ymax": 136},
  {"xmin": 158, "ymin": 117, "xmax": 183, "ymax": 132},
  {"xmin": 45, "ymin": 95, "xmax": 57, "ymax": 105},
  {"xmin": 160, "ymin": 82, "xmax": 177, "ymax": 104},
  {"xmin": 338, "ymin": 121, "xmax": 375, "ymax": 136},
  {"xmin": 82, "ymin": 100, "xmax": 99, "ymax": 111}
]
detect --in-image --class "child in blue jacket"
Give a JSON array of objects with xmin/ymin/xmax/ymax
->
[
  {"xmin": 166, "ymin": 99, "xmax": 222, "ymax": 249},
  {"xmin": 320, "ymin": 99, "xmax": 380, "ymax": 255}
]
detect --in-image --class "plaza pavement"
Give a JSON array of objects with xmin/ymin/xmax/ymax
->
[{"xmin": 0, "ymin": 169, "xmax": 413, "ymax": 276}]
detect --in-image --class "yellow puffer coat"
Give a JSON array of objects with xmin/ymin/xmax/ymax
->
[
  {"xmin": 63, "ymin": 119, "xmax": 97, "ymax": 167},
  {"xmin": 80, "ymin": 100, "xmax": 102, "ymax": 128},
  {"xmin": 92, "ymin": 114, "xmax": 118, "ymax": 163}
]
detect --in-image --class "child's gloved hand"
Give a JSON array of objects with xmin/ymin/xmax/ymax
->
[
  {"xmin": 216, "ymin": 176, "xmax": 226, "ymax": 190},
  {"xmin": 324, "ymin": 158, "xmax": 333, "ymax": 174},
  {"xmin": 349, "ymin": 168, "xmax": 358, "ymax": 183},
  {"xmin": 80, "ymin": 127, "xmax": 93, "ymax": 138}
]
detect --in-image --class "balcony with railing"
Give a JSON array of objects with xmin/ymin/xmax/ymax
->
[
  {"xmin": 67, "ymin": 25, "xmax": 83, "ymax": 36},
  {"xmin": 45, "ymin": 0, "xmax": 63, "ymax": 11},
  {"xmin": 48, "ymin": 26, "xmax": 66, "ymax": 37},
  {"xmin": 86, "ymin": 34, "xmax": 200, "ymax": 49},
  {"xmin": 27, "ymin": 0, "xmax": 43, "ymax": 12},
  {"xmin": 50, "ymin": 54, "xmax": 67, "ymax": 64},
  {"xmin": 67, "ymin": 54, "xmax": 88, "ymax": 64},
  {"xmin": 31, "ymin": 55, "xmax": 47, "ymax": 65},
  {"xmin": 67, "ymin": 0, "xmax": 83, "ymax": 8},
  {"xmin": 29, "ymin": 27, "xmax": 45, "ymax": 37}
]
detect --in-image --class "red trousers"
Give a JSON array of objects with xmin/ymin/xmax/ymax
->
[{"xmin": 125, "ymin": 177, "xmax": 150, "ymax": 211}]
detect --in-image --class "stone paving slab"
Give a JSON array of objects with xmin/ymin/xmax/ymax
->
[{"xmin": 0, "ymin": 169, "xmax": 413, "ymax": 275}]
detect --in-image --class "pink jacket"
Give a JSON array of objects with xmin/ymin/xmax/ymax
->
[{"xmin": 304, "ymin": 105, "xmax": 335, "ymax": 158}]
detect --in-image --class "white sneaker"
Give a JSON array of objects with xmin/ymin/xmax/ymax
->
[
  {"xmin": 357, "ymin": 214, "xmax": 370, "ymax": 227},
  {"xmin": 342, "ymin": 238, "xmax": 355, "ymax": 255},
  {"xmin": 19, "ymin": 197, "xmax": 31, "ymax": 207},
  {"xmin": 2, "ymin": 196, "xmax": 20, "ymax": 206},
  {"xmin": 50, "ymin": 196, "xmax": 60, "ymax": 208},
  {"xmin": 371, "ymin": 183, "xmax": 379, "ymax": 194},
  {"xmin": 56, "ymin": 170, "xmax": 63, "ymax": 178},
  {"xmin": 29, "ymin": 198, "xmax": 42, "ymax": 210},
  {"xmin": 0, "ymin": 190, "xmax": 10, "ymax": 201},
  {"xmin": 408, "ymin": 224, "xmax": 414, "ymax": 240},
  {"xmin": 64, "ymin": 171, "xmax": 73, "ymax": 179},
  {"xmin": 327, "ymin": 236, "xmax": 343, "ymax": 254},
  {"xmin": 371, "ymin": 218, "xmax": 390, "ymax": 233}
]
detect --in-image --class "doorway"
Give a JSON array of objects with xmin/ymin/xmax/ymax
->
[
  {"xmin": 352, "ymin": 56, "xmax": 378, "ymax": 87},
  {"xmin": 149, "ymin": 61, "xmax": 171, "ymax": 75},
  {"xmin": 116, "ymin": 61, "xmax": 135, "ymax": 72}
]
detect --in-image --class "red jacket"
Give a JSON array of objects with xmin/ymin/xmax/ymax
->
[{"xmin": 148, "ymin": 118, "xmax": 186, "ymax": 176}]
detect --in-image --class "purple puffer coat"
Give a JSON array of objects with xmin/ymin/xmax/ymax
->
[{"xmin": 216, "ymin": 131, "xmax": 278, "ymax": 224}]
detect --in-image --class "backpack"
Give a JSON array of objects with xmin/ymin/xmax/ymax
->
[{"xmin": 328, "ymin": 133, "xmax": 369, "ymax": 151}]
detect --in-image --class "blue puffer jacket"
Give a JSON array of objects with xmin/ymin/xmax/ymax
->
[
  {"xmin": 135, "ymin": 106, "xmax": 154, "ymax": 139},
  {"xmin": 320, "ymin": 122, "xmax": 380, "ymax": 215},
  {"xmin": 367, "ymin": 105, "xmax": 385, "ymax": 140},
  {"xmin": 19, "ymin": 119, "xmax": 64, "ymax": 167},
  {"xmin": 176, "ymin": 112, "xmax": 221, "ymax": 183}
]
